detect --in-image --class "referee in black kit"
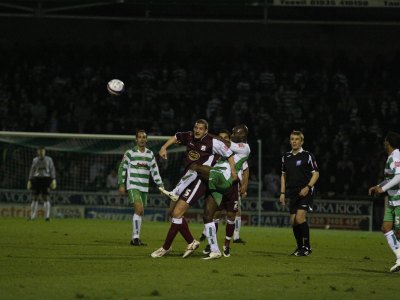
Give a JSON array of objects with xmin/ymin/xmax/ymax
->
[{"xmin": 279, "ymin": 130, "xmax": 319, "ymax": 256}]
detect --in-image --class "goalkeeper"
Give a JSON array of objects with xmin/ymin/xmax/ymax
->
[
  {"xmin": 27, "ymin": 147, "xmax": 57, "ymax": 221},
  {"xmin": 118, "ymin": 130, "xmax": 164, "ymax": 246}
]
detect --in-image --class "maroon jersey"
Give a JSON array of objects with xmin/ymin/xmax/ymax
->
[{"xmin": 175, "ymin": 131, "xmax": 219, "ymax": 171}]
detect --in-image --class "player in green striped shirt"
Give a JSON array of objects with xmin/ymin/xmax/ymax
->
[
  {"xmin": 118, "ymin": 130, "xmax": 164, "ymax": 246},
  {"xmin": 369, "ymin": 131, "xmax": 400, "ymax": 272}
]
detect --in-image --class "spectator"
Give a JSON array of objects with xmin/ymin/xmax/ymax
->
[
  {"xmin": 263, "ymin": 167, "xmax": 280, "ymax": 197},
  {"xmin": 106, "ymin": 169, "xmax": 118, "ymax": 190}
]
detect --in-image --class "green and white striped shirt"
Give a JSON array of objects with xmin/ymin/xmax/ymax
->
[
  {"xmin": 118, "ymin": 146, "xmax": 163, "ymax": 193},
  {"xmin": 383, "ymin": 149, "xmax": 400, "ymax": 206},
  {"xmin": 213, "ymin": 141, "xmax": 251, "ymax": 181}
]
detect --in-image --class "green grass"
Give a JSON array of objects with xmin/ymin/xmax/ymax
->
[{"xmin": 0, "ymin": 218, "xmax": 398, "ymax": 300}]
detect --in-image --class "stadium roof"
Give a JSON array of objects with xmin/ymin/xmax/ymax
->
[{"xmin": 0, "ymin": 0, "xmax": 400, "ymax": 25}]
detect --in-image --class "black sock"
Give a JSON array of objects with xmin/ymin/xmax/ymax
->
[
  {"xmin": 292, "ymin": 225, "xmax": 303, "ymax": 248},
  {"xmin": 298, "ymin": 222, "xmax": 310, "ymax": 248}
]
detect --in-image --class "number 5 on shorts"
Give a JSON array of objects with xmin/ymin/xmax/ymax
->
[{"xmin": 183, "ymin": 189, "xmax": 192, "ymax": 197}]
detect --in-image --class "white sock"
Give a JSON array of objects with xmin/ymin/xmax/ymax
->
[
  {"xmin": 385, "ymin": 231, "xmax": 400, "ymax": 259},
  {"xmin": 172, "ymin": 170, "xmax": 198, "ymax": 197},
  {"xmin": 205, "ymin": 222, "xmax": 219, "ymax": 253},
  {"xmin": 234, "ymin": 216, "xmax": 241, "ymax": 240},
  {"xmin": 30, "ymin": 201, "xmax": 38, "ymax": 219},
  {"xmin": 132, "ymin": 214, "xmax": 142, "ymax": 239},
  {"xmin": 43, "ymin": 201, "xmax": 51, "ymax": 219}
]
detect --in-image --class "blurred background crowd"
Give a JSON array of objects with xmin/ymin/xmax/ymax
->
[{"xmin": 1, "ymin": 16, "xmax": 399, "ymax": 199}]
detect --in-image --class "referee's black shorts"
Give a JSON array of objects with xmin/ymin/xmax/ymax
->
[
  {"xmin": 31, "ymin": 177, "xmax": 52, "ymax": 196},
  {"xmin": 287, "ymin": 187, "xmax": 315, "ymax": 214}
]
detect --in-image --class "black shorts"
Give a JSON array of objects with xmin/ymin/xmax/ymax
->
[
  {"xmin": 31, "ymin": 177, "xmax": 52, "ymax": 196},
  {"xmin": 288, "ymin": 187, "xmax": 314, "ymax": 214}
]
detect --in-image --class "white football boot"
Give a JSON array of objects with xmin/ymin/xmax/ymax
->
[
  {"xmin": 158, "ymin": 187, "xmax": 179, "ymax": 202},
  {"xmin": 151, "ymin": 247, "xmax": 172, "ymax": 258},
  {"xmin": 182, "ymin": 240, "xmax": 200, "ymax": 258}
]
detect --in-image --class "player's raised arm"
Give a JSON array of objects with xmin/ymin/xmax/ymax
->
[{"xmin": 159, "ymin": 136, "xmax": 178, "ymax": 160}]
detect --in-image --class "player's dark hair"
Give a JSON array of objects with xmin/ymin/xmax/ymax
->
[
  {"xmin": 232, "ymin": 124, "xmax": 248, "ymax": 142},
  {"xmin": 195, "ymin": 119, "xmax": 209, "ymax": 130},
  {"xmin": 237, "ymin": 124, "xmax": 248, "ymax": 136},
  {"xmin": 386, "ymin": 131, "xmax": 400, "ymax": 149},
  {"xmin": 136, "ymin": 130, "xmax": 147, "ymax": 139},
  {"xmin": 218, "ymin": 129, "xmax": 231, "ymax": 138}
]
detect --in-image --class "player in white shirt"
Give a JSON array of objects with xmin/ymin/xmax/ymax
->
[
  {"xmin": 200, "ymin": 129, "xmax": 249, "ymax": 257},
  {"xmin": 27, "ymin": 147, "xmax": 57, "ymax": 221}
]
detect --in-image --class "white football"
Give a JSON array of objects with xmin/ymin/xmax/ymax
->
[{"xmin": 107, "ymin": 79, "xmax": 124, "ymax": 96}]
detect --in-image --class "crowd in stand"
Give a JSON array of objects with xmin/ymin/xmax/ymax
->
[{"xmin": 1, "ymin": 41, "xmax": 399, "ymax": 198}]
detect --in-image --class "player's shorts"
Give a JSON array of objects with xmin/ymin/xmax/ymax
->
[
  {"xmin": 180, "ymin": 177, "xmax": 208, "ymax": 206},
  {"xmin": 383, "ymin": 205, "xmax": 400, "ymax": 231},
  {"xmin": 31, "ymin": 177, "xmax": 52, "ymax": 196},
  {"xmin": 288, "ymin": 187, "xmax": 315, "ymax": 215},
  {"xmin": 208, "ymin": 169, "xmax": 233, "ymax": 206},
  {"xmin": 218, "ymin": 181, "xmax": 240, "ymax": 213},
  {"xmin": 128, "ymin": 189, "xmax": 148, "ymax": 206}
]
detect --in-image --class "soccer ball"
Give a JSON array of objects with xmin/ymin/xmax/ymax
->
[{"xmin": 107, "ymin": 79, "xmax": 124, "ymax": 96}]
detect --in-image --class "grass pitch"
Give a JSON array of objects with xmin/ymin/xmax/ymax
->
[{"xmin": 0, "ymin": 218, "xmax": 397, "ymax": 300}]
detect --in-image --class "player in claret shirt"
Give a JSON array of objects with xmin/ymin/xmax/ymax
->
[
  {"xmin": 188, "ymin": 124, "xmax": 250, "ymax": 260},
  {"xmin": 152, "ymin": 119, "xmax": 235, "ymax": 258}
]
